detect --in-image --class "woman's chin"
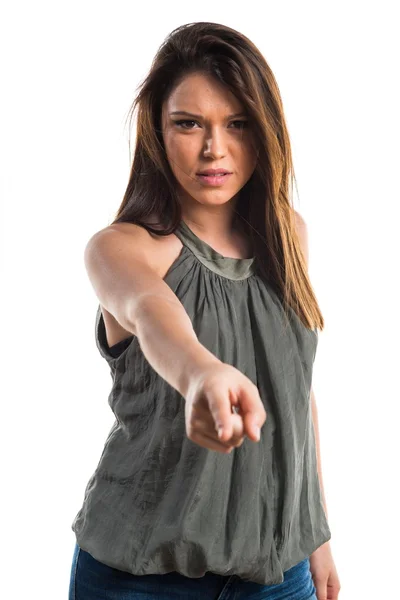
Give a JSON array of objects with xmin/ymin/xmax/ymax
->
[{"xmin": 181, "ymin": 187, "xmax": 240, "ymax": 206}]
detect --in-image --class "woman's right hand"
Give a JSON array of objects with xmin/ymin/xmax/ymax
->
[{"xmin": 184, "ymin": 362, "xmax": 267, "ymax": 453}]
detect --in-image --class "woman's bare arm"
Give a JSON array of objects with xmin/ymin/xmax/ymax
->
[{"xmin": 84, "ymin": 225, "xmax": 221, "ymax": 397}]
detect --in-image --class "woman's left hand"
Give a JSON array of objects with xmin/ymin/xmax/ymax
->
[{"xmin": 309, "ymin": 542, "xmax": 341, "ymax": 600}]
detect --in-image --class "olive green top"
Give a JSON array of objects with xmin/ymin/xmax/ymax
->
[{"xmin": 71, "ymin": 219, "xmax": 331, "ymax": 585}]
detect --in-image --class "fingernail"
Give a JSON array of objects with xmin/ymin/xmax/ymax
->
[{"xmin": 254, "ymin": 426, "xmax": 260, "ymax": 441}]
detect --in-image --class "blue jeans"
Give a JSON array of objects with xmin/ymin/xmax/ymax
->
[{"xmin": 69, "ymin": 542, "xmax": 317, "ymax": 599}]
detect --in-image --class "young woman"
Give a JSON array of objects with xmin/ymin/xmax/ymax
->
[{"xmin": 69, "ymin": 21, "xmax": 341, "ymax": 600}]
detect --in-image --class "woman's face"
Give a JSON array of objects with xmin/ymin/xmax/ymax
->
[{"xmin": 161, "ymin": 72, "xmax": 258, "ymax": 211}]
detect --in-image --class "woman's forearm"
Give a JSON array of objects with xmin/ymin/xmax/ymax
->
[{"xmin": 131, "ymin": 293, "xmax": 221, "ymax": 397}]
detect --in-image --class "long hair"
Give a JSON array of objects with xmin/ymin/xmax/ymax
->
[{"xmin": 111, "ymin": 21, "xmax": 324, "ymax": 332}]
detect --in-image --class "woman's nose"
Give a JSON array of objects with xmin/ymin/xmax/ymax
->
[{"xmin": 202, "ymin": 129, "xmax": 228, "ymax": 159}]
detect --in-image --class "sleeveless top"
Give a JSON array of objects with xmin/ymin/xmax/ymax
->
[{"xmin": 71, "ymin": 219, "xmax": 331, "ymax": 585}]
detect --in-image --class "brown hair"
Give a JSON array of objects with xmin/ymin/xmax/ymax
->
[{"xmin": 111, "ymin": 21, "xmax": 324, "ymax": 332}]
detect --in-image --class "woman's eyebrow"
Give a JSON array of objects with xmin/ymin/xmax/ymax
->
[{"xmin": 169, "ymin": 110, "xmax": 247, "ymax": 120}]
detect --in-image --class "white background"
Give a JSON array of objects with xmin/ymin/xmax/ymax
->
[{"xmin": 1, "ymin": 1, "xmax": 399, "ymax": 598}]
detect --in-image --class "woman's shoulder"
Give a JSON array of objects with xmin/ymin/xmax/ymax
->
[
  {"xmin": 92, "ymin": 221, "xmax": 184, "ymax": 281},
  {"xmin": 86, "ymin": 221, "xmax": 186, "ymax": 350}
]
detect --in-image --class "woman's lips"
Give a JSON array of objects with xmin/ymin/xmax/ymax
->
[{"xmin": 196, "ymin": 173, "xmax": 233, "ymax": 186}]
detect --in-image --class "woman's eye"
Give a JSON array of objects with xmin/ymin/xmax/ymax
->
[
  {"xmin": 174, "ymin": 120, "xmax": 198, "ymax": 129},
  {"xmin": 174, "ymin": 120, "xmax": 249, "ymax": 130},
  {"xmin": 231, "ymin": 120, "xmax": 248, "ymax": 130}
]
